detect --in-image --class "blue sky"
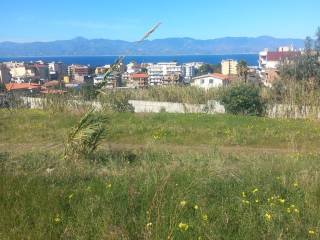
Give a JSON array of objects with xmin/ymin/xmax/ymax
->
[{"xmin": 1, "ymin": 0, "xmax": 319, "ymax": 42}]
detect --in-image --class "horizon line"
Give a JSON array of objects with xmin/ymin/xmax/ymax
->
[{"xmin": 0, "ymin": 35, "xmax": 306, "ymax": 44}]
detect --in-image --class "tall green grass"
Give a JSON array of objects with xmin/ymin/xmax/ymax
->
[
  {"xmin": 2, "ymin": 110, "xmax": 320, "ymax": 151},
  {"xmin": 1, "ymin": 149, "xmax": 320, "ymax": 239}
]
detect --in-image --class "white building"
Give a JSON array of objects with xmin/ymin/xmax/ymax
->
[
  {"xmin": 191, "ymin": 73, "xmax": 229, "ymax": 90},
  {"xmin": 184, "ymin": 62, "xmax": 204, "ymax": 69},
  {"xmin": 259, "ymin": 47, "xmax": 300, "ymax": 70},
  {"xmin": 93, "ymin": 75, "xmax": 104, "ymax": 85},
  {"xmin": 4, "ymin": 62, "xmax": 36, "ymax": 82},
  {"xmin": 183, "ymin": 63, "xmax": 196, "ymax": 83},
  {"xmin": 0, "ymin": 64, "xmax": 11, "ymax": 83},
  {"xmin": 126, "ymin": 62, "xmax": 141, "ymax": 74},
  {"xmin": 147, "ymin": 62, "xmax": 183, "ymax": 86}
]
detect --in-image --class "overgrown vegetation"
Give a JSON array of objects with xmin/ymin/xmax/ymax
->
[
  {"xmin": 1, "ymin": 143, "xmax": 320, "ymax": 239},
  {"xmin": 2, "ymin": 109, "xmax": 320, "ymax": 239},
  {"xmin": 220, "ymin": 83, "xmax": 266, "ymax": 116},
  {"xmin": 269, "ymin": 27, "xmax": 320, "ymax": 107}
]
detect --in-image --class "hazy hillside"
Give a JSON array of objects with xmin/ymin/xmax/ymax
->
[{"xmin": 0, "ymin": 36, "xmax": 304, "ymax": 57}]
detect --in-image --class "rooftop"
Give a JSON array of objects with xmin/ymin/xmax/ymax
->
[{"xmin": 5, "ymin": 82, "xmax": 41, "ymax": 91}]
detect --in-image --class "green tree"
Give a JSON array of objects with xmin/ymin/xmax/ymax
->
[
  {"xmin": 237, "ymin": 60, "xmax": 249, "ymax": 82},
  {"xmin": 304, "ymin": 36, "xmax": 313, "ymax": 56},
  {"xmin": 0, "ymin": 82, "xmax": 6, "ymax": 93},
  {"xmin": 219, "ymin": 83, "xmax": 266, "ymax": 116},
  {"xmin": 197, "ymin": 64, "xmax": 221, "ymax": 75},
  {"xmin": 315, "ymin": 27, "xmax": 320, "ymax": 56}
]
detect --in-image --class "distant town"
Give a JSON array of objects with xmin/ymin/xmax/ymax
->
[{"xmin": 0, "ymin": 45, "xmax": 303, "ymax": 94}]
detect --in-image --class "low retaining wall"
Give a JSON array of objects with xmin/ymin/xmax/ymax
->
[
  {"xmin": 128, "ymin": 100, "xmax": 225, "ymax": 114},
  {"xmin": 20, "ymin": 97, "xmax": 320, "ymax": 119}
]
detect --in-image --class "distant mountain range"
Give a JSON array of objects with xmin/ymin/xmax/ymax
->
[{"xmin": 0, "ymin": 36, "xmax": 305, "ymax": 57}]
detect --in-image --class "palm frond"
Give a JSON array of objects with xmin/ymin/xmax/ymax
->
[{"xmin": 64, "ymin": 109, "xmax": 108, "ymax": 161}]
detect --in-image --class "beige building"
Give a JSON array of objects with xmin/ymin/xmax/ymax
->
[{"xmin": 221, "ymin": 59, "xmax": 238, "ymax": 75}]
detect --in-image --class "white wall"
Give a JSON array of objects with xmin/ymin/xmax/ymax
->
[{"xmin": 191, "ymin": 76, "xmax": 223, "ymax": 89}]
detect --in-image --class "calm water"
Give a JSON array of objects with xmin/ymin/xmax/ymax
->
[{"xmin": 0, "ymin": 54, "xmax": 259, "ymax": 67}]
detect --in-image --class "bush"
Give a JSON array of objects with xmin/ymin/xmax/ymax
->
[{"xmin": 220, "ymin": 83, "xmax": 266, "ymax": 116}]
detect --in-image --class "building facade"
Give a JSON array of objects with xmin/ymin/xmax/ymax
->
[
  {"xmin": 68, "ymin": 64, "xmax": 89, "ymax": 83},
  {"xmin": 221, "ymin": 59, "xmax": 238, "ymax": 75},
  {"xmin": 147, "ymin": 62, "xmax": 183, "ymax": 86},
  {"xmin": 259, "ymin": 46, "xmax": 301, "ymax": 86},
  {"xmin": 127, "ymin": 73, "xmax": 149, "ymax": 88},
  {"xmin": 0, "ymin": 64, "xmax": 12, "ymax": 84},
  {"xmin": 191, "ymin": 73, "xmax": 229, "ymax": 90}
]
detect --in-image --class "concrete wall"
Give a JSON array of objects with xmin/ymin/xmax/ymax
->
[
  {"xmin": 20, "ymin": 97, "xmax": 320, "ymax": 119},
  {"xmin": 128, "ymin": 100, "xmax": 225, "ymax": 114}
]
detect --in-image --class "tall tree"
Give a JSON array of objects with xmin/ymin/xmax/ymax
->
[
  {"xmin": 304, "ymin": 36, "xmax": 313, "ymax": 56},
  {"xmin": 315, "ymin": 27, "xmax": 320, "ymax": 57},
  {"xmin": 237, "ymin": 60, "xmax": 249, "ymax": 82}
]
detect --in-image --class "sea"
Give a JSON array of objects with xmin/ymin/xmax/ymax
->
[{"xmin": 0, "ymin": 54, "xmax": 259, "ymax": 67}]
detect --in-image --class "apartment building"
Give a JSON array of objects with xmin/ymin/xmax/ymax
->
[
  {"xmin": 221, "ymin": 59, "xmax": 238, "ymax": 75},
  {"xmin": 127, "ymin": 73, "xmax": 148, "ymax": 88},
  {"xmin": 68, "ymin": 64, "xmax": 89, "ymax": 83},
  {"xmin": 48, "ymin": 62, "xmax": 67, "ymax": 80},
  {"xmin": 0, "ymin": 64, "xmax": 11, "ymax": 84},
  {"xmin": 95, "ymin": 65, "xmax": 111, "ymax": 75},
  {"xmin": 147, "ymin": 62, "xmax": 183, "ymax": 86},
  {"xmin": 183, "ymin": 64, "xmax": 196, "ymax": 82},
  {"xmin": 126, "ymin": 62, "xmax": 141, "ymax": 74}
]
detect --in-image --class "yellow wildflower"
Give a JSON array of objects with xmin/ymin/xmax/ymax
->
[
  {"xmin": 264, "ymin": 212, "xmax": 272, "ymax": 221},
  {"xmin": 180, "ymin": 200, "xmax": 187, "ymax": 207},
  {"xmin": 146, "ymin": 222, "xmax": 152, "ymax": 228},
  {"xmin": 106, "ymin": 183, "xmax": 112, "ymax": 188},
  {"xmin": 68, "ymin": 193, "xmax": 74, "ymax": 199},
  {"xmin": 308, "ymin": 230, "xmax": 316, "ymax": 235},
  {"xmin": 252, "ymin": 188, "xmax": 259, "ymax": 194},
  {"xmin": 294, "ymin": 208, "xmax": 299, "ymax": 213},
  {"xmin": 287, "ymin": 208, "xmax": 291, "ymax": 213},
  {"xmin": 194, "ymin": 205, "xmax": 199, "ymax": 210},
  {"xmin": 202, "ymin": 214, "xmax": 208, "ymax": 222},
  {"xmin": 54, "ymin": 214, "xmax": 61, "ymax": 223},
  {"xmin": 242, "ymin": 192, "xmax": 246, "ymax": 198},
  {"xmin": 242, "ymin": 200, "xmax": 250, "ymax": 204},
  {"xmin": 255, "ymin": 199, "xmax": 259, "ymax": 203},
  {"xmin": 278, "ymin": 199, "xmax": 285, "ymax": 204},
  {"xmin": 293, "ymin": 182, "xmax": 299, "ymax": 187},
  {"xmin": 178, "ymin": 222, "xmax": 189, "ymax": 231}
]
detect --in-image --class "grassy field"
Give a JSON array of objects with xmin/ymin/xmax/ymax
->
[
  {"xmin": 1, "ymin": 109, "xmax": 320, "ymax": 239},
  {"xmin": 2, "ymin": 110, "xmax": 320, "ymax": 152}
]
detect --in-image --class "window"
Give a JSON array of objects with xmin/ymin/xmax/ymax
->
[
  {"xmin": 200, "ymin": 79, "xmax": 204, "ymax": 84},
  {"xmin": 209, "ymin": 79, "xmax": 214, "ymax": 84}
]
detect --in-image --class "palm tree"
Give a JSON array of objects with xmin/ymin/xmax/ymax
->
[{"xmin": 237, "ymin": 60, "xmax": 249, "ymax": 83}]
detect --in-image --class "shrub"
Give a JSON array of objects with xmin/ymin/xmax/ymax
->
[{"xmin": 219, "ymin": 83, "xmax": 266, "ymax": 116}]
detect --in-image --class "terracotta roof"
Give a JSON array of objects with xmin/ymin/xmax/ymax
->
[
  {"xmin": 5, "ymin": 83, "xmax": 41, "ymax": 91},
  {"xmin": 267, "ymin": 51, "xmax": 300, "ymax": 61},
  {"xmin": 211, "ymin": 73, "xmax": 229, "ymax": 80},
  {"xmin": 131, "ymin": 73, "xmax": 148, "ymax": 78}
]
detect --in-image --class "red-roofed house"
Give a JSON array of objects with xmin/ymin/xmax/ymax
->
[
  {"xmin": 5, "ymin": 82, "xmax": 41, "ymax": 93},
  {"xmin": 259, "ymin": 48, "xmax": 301, "ymax": 70},
  {"xmin": 191, "ymin": 73, "xmax": 229, "ymax": 89},
  {"xmin": 259, "ymin": 46, "xmax": 301, "ymax": 86},
  {"xmin": 128, "ymin": 73, "xmax": 148, "ymax": 88}
]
